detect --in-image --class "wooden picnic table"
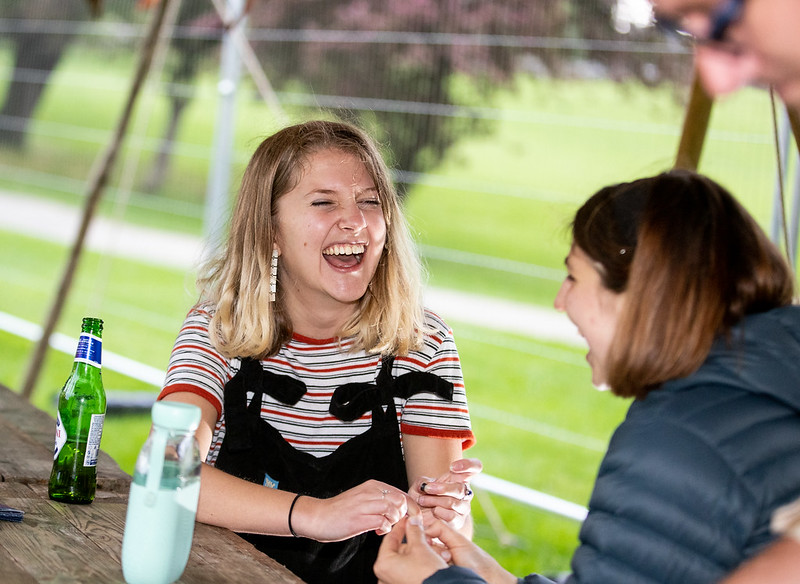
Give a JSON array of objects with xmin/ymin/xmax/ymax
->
[{"xmin": 0, "ymin": 382, "xmax": 305, "ymax": 583}]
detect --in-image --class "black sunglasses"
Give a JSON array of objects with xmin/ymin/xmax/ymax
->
[{"xmin": 656, "ymin": 0, "xmax": 745, "ymax": 45}]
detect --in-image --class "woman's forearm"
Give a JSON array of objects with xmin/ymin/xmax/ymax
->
[{"xmin": 196, "ymin": 463, "xmax": 297, "ymax": 535}]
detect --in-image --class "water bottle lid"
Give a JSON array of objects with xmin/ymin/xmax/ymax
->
[{"xmin": 151, "ymin": 401, "xmax": 201, "ymax": 432}]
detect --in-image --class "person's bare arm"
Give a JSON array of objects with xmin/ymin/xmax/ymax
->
[
  {"xmin": 162, "ymin": 391, "xmax": 409, "ymax": 540},
  {"xmin": 403, "ymin": 434, "xmax": 481, "ymax": 536},
  {"xmin": 719, "ymin": 537, "xmax": 800, "ymax": 583}
]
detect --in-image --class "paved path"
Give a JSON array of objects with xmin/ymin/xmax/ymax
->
[{"xmin": 0, "ymin": 190, "xmax": 583, "ymax": 347}]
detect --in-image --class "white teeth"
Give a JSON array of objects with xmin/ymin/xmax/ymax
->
[{"xmin": 323, "ymin": 244, "xmax": 365, "ymax": 256}]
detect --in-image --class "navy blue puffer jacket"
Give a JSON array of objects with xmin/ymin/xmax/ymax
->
[{"xmin": 426, "ymin": 305, "xmax": 800, "ymax": 584}]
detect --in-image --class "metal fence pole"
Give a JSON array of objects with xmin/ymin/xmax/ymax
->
[{"xmin": 203, "ymin": 0, "xmax": 246, "ymax": 258}]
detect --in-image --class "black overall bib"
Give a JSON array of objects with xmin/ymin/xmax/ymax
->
[{"xmin": 214, "ymin": 356, "xmax": 454, "ymax": 584}]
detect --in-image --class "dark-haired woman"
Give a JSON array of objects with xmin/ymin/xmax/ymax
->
[{"xmin": 375, "ymin": 169, "xmax": 800, "ymax": 584}]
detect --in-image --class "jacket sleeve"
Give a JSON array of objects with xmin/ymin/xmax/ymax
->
[
  {"xmin": 569, "ymin": 409, "xmax": 753, "ymax": 584},
  {"xmin": 423, "ymin": 566, "xmax": 557, "ymax": 584}
]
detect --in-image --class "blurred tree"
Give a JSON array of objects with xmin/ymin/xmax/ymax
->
[
  {"xmin": 141, "ymin": 1, "xmax": 224, "ymax": 191},
  {"xmin": 246, "ymin": 0, "xmax": 572, "ymax": 194},
  {"xmin": 0, "ymin": 0, "xmax": 691, "ymax": 191},
  {"xmin": 0, "ymin": 0, "xmax": 91, "ymax": 148},
  {"xmin": 240, "ymin": 0, "xmax": 690, "ymax": 192}
]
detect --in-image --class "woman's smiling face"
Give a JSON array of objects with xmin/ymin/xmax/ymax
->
[
  {"xmin": 274, "ymin": 148, "xmax": 386, "ymax": 330},
  {"xmin": 554, "ymin": 244, "xmax": 626, "ymax": 388}
]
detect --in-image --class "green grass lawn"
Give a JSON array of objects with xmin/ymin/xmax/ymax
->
[
  {"xmin": 0, "ymin": 228, "xmax": 627, "ymax": 577},
  {"xmin": 0, "ymin": 47, "xmax": 790, "ymax": 577}
]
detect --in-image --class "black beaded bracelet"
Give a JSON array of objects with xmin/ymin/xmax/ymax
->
[{"xmin": 288, "ymin": 493, "xmax": 303, "ymax": 538}]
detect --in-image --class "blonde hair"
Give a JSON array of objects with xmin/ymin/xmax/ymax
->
[
  {"xmin": 573, "ymin": 170, "xmax": 794, "ymax": 399},
  {"xmin": 199, "ymin": 120, "xmax": 426, "ymax": 358}
]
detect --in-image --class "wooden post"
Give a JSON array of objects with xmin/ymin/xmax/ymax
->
[
  {"xmin": 674, "ymin": 68, "xmax": 714, "ymax": 171},
  {"xmin": 20, "ymin": 0, "xmax": 174, "ymax": 400}
]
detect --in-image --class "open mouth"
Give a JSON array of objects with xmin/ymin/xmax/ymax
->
[{"xmin": 322, "ymin": 243, "xmax": 366, "ymax": 268}]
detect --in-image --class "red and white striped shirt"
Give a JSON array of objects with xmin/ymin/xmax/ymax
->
[{"xmin": 159, "ymin": 305, "xmax": 474, "ymax": 464}]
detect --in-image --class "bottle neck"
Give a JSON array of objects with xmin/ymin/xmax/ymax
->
[{"xmin": 151, "ymin": 424, "xmax": 193, "ymax": 440}]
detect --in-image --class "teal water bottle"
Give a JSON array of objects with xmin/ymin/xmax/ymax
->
[
  {"xmin": 48, "ymin": 317, "xmax": 106, "ymax": 504},
  {"xmin": 122, "ymin": 401, "xmax": 202, "ymax": 584}
]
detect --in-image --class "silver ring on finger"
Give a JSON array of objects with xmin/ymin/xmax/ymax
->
[
  {"xmin": 464, "ymin": 483, "xmax": 473, "ymax": 499},
  {"xmin": 381, "ymin": 488, "xmax": 390, "ymax": 500}
]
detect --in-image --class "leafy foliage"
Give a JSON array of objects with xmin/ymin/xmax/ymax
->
[{"xmin": 0, "ymin": 0, "xmax": 694, "ymax": 195}]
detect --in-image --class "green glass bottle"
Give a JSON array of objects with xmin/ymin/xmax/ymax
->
[{"xmin": 48, "ymin": 317, "xmax": 107, "ymax": 504}]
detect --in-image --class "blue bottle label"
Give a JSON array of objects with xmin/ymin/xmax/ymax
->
[{"xmin": 74, "ymin": 333, "xmax": 102, "ymax": 369}]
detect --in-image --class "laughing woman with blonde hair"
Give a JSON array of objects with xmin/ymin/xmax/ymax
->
[{"xmin": 158, "ymin": 120, "xmax": 478, "ymax": 584}]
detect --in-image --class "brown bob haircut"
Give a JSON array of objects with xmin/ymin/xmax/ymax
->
[{"xmin": 573, "ymin": 169, "xmax": 794, "ymax": 399}]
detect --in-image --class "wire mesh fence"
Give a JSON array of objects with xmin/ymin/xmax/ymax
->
[{"xmin": 1, "ymin": 1, "xmax": 788, "ymax": 255}]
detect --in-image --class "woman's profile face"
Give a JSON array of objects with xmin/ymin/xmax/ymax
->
[
  {"xmin": 274, "ymin": 148, "xmax": 387, "ymax": 328},
  {"xmin": 554, "ymin": 244, "xmax": 625, "ymax": 388}
]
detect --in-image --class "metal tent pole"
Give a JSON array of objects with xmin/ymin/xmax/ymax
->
[
  {"xmin": 203, "ymin": 0, "xmax": 245, "ymax": 258},
  {"xmin": 770, "ymin": 105, "xmax": 792, "ymax": 255}
]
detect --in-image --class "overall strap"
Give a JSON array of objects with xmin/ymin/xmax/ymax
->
[
  {"xmin": 222, "ymin": 357, "xmax": 306, "ymax": 449},
  {"xmin": 329, "ymin": 356, "xmax": 454, "ymax": 422}
]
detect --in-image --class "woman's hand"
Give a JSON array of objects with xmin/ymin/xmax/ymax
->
[
  {"xmin": 292, "ymin": 479, "xmax": 409, "ymax": 542},
  {"xmin": 421, "ymin": 520, "xmax": 516, "ymax": 584},
  {"xmin": 409, "ymin": 458, "xmax": 483, "ymax": 530},
  {"xmin": 374, "ymin": 512, "xmax": 449, "ymax": 584}
]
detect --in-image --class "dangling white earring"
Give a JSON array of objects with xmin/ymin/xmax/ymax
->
[{"xmin": 269, "ymin": 248, "xmax": 278, "ymax": 302}]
